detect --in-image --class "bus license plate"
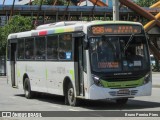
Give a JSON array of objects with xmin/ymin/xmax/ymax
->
[{"xmin": 117, "ymin": 89, "xmax": 130, "ymax": 94}]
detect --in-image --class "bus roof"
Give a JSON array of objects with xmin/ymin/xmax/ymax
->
[{"xmin": 8, "ymin": 21, "xmax": 142, "ymax": 40}]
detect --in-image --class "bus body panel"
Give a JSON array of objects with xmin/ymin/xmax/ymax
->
[
  {"xmin": 83, "ymin": 71, "xmax": 88, "ymax": 99},
  {"xmin": 86, "ymin": 50, "xmax": 94, "ymax": 96},
  {"xmin": 6, "ymin": 61, "xmax": 11, "ymax": 85},
  {"xmin": 15, "ymin": 61, "xmax": 75, "ymax": 96},
  {"xmin": 16, "ymin": 61, "xmax": 47, "ymax": 92},
  {"xmin": 6, "ymin": 60, "xmax": 18, "ymax": 88},
  {"xmin": 45, "ymin": 61, "xmax": 75, "ymax": 95},
  {"xmin": 89, "ymin": 81, "xmax": 152, "ymax": 100}
]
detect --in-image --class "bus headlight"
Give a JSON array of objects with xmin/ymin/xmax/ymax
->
[
  {"xmin": 143, "ymin": 73, "xmax": 151, "ymax": 84},
  {"xmin": 92, "ymin": 75, "xmax": 103, "ymax": 87}
]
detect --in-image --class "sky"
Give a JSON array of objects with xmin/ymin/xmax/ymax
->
[{"xmin": 0, "ymin": 0, "xmax": 18, "ymax": 5}]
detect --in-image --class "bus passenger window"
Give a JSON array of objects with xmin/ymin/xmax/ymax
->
[
  {"xmin": 35, "ymin": 37, "xmax": 46, "ymax": 60},
  {"xmin": 47, "ymin": 36, "xmax": 58, "ymax": 60},
  {"xmin": 59, "ymin": 34, "xmax": 72, "ymax": 60},
  {"xmin": 17, "ymin": 39, "xmax": 24, "ymax": 60},
  {"xmin": 25, "ymin": 38, "xmax": 35, "ymax": 60}
]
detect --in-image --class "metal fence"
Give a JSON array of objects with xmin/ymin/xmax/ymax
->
[{"xmin": 0, "ymin": 56, "xmax": 6, "ymax": 76}]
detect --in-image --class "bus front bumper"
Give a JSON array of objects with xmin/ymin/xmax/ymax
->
[{"xmin": 88, "ymin": 81, "xmax": 152, "ymax": 100}]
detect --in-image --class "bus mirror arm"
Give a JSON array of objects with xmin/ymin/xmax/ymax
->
[
  {"xmin": 83, "ymin": 40, "xmax": 89, "ymax": 50},
  {"xmin": 83, "ymin": 35, "xmax": 89, "ymax": 50},
  {"xmin": 145, "ymin": 32, "xmax": 150, "ymax": 42}
]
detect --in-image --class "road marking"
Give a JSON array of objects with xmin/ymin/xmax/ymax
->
[
  {"xmin": 69, "ymin": 109, "xmax": 79, "ymax": 111},
  {"xmin": 153, "ymin": 87, "xmax": 160, "ymax": 89},
  {"xmin": 89, "ymin": 113, "xmax": 103, "ymax": 117},
  {"xmin": 51, "ymin": 105, "xmax": 62, "ymax": 109},
  {"xmin": 9, "ymin": 96, "xmax": 16, "ymax": 99}
]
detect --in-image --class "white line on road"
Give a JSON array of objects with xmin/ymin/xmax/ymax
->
[
  {"xmin": 89, "ymin": 113, "xmax": 103, "ymax": 117},
  {"xmin": 69, "ymin": 109, "xmax": 79, "ymax": 111},
  {"xmin": 152, "ymin": 88, "xmax": 160, "ymax": 90},
  {"xmin": 50, "ymin": 105, "xmax": 62, "ymax": 109},
  {"xmin": 9, "ymin": 96, "xmax": 16, "ymax": 99}
]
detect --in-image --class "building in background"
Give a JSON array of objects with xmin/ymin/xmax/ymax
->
[{"xmin": 0, "ymin": 16, "xmax": 6, "ymax": 26}]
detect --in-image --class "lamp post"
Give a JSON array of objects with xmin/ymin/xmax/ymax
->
[{"xmin": 112, "ymin": 0, "xmax": 119, "ymax": 21}]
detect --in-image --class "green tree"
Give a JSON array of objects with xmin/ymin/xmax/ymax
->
[
  {"xmin": 33, "ymin": 0, "xmax": 66, "ymax": 5},
  {"xmin": 0, "ymin": 15, "xmax": 33, "ymax": 55},
  {"xmin": 136, "ymin": 0, "xmax": 159, "ymax": 7}
]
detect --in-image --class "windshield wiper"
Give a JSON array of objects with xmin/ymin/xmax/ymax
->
[{"xmin": 124, "ymin": 34, "xmax": 134, "ymax": 52}]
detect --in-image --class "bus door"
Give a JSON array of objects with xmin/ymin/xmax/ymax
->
[
  {"xmin": 10, "ymin": 40, "xmax": 17, "ymax": 87},
  {"xmin": 74, "ymin": 37, "xmax": 84, "ymax": 96}
]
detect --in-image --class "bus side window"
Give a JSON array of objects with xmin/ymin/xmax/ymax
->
[
  {"xmin": 59, "ymin": 34, "xmax": 72, "ymax": 60},
  {"xmin": 35, "ymin": 37, "xmax": 46, "ymax": 60},
  {"xmin": 25, "ymin": 38, "xmax": 35, "ymax": 60},
  {"xmin": 17, "ymin": 39, "xmax": 24, "ymax": 60},
  {"xmin": 47, "ymin": 35, "xmax": 58, "ymax": 60}
]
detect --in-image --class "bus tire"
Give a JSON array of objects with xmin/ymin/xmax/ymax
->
[
  {"xmin": 66, "ymin": 83, "xmax": 78, "ymax": 106},
  {"xmin": 116, "ymin": 98, "xmax": 128, "ymax": 105},
  {"xmin": 24, "ymin": 78, "xmax": 33, "ymax": 99}
]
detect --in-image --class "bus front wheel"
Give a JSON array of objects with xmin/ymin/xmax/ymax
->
[
  {"xmin": 116, "ymin": 98, "xmax": 128, "ymax": 105},
  {"xmin": 24, "ymin": 78, "xmax": 33, "ymax": 99},
  {"xmin": 66, "ymin": 83, "xmax": 78, "ymax": 106}
]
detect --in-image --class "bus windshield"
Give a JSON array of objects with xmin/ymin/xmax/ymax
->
[{"xmin": 89, "ymin": 36, "xmax": 150, "ymax": 73}]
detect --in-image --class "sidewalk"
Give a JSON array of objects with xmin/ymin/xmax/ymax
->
[{"xmin": 152, "ymin": 72, "xmax": 160, "ymax": 88}]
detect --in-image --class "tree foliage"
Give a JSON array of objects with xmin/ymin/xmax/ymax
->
[
  {"xmin": 0, "ymin": 15, "xmax": 33, "ymax": 55},
  {"xmin": 33, "ymin": 0, "xmax": 65, "ymax": 5},
  {"xmin": 136, "ymin": 0, "xmax": 159, "ymax": 7},
  {"xmin": 32, "ymin": 0, "xmax": 77, "ymax": 6}
]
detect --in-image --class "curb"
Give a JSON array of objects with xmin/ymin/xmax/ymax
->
[
  {"xmin": 0, "ymin": 76, "xmax": 7, "ymax": 78},
  {"xmin": 152, "ymin": 72, "xmax": 160, "ymax": 74},
  {"xmin": 153, "ymin": 85, "xmax": 160, "ymax": 88}
]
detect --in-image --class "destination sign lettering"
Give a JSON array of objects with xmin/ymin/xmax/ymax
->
[
  {"xmin": 98, "ymin": 62, "xmax": 119, "ymax": 68},
  {"xmin": 91, "ymin": 25, "xmax": 141, "ymax": 35}
]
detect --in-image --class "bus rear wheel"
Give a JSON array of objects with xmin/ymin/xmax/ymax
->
[
  {"xmin": 24, "ymin": 78, "xmax": 33, "ymax": 99},
  {"xmin": 116, "ymin": 98, "xmax": 128, "ymax": 105},
  {"xmin": 66, "ymin": 83, "xmax": 78, "ymax": 106}
]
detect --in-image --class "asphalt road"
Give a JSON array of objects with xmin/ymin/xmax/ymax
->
[{"xmin": 0, "ymin": 73, "xmax": 160, "ymax": 119}]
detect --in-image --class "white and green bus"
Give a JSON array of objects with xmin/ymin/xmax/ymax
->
[{"xmin": 7, "ymin": 21, "xmax": 152, "ymax": 106}]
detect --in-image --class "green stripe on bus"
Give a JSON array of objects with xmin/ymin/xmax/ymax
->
[
  {"xmin": 69, "ymin": 70, "xmax": 74, "ymax": 80},
  {"xmin": 100, "ymin": 77, "xmax": 144, "ymax": 88},
  {"xmin": 17, "ymin": 69, "xmax": 20, "ymax": 78},
  {"xmin": 55, "ymin": 28, "xmax": 64, "ymax": 33}
]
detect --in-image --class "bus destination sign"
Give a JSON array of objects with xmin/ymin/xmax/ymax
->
[{"xmin": 91, "ymin": 25, "xmax": 141, "ymax": 35}]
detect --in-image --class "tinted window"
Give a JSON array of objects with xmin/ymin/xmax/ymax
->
[
  {"xmin": 59, "ymin": 34, "xmax": 72, "ymax": 60},
  {"xmin": 17, "ymin": 39, "xmax": 24, "ymax": 60},
  {"xmin": 35, "ymin": 37, "xmax": 46, "ymax": 60},
  {"xmin": 47, "ymin": 35, "xmax": 58, "ymax": 60},
  {"xmin": 25, "ymin": 38, "xmax": 34, "ymax": 60}
]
